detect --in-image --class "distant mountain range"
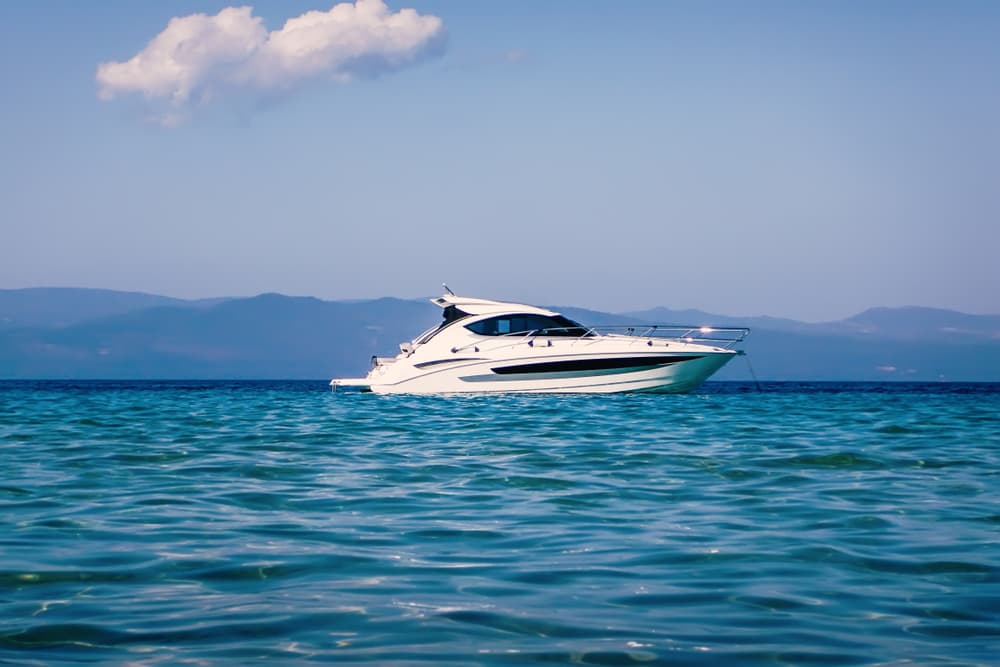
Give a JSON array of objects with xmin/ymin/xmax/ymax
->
[{"xmin": 1, "ymin": 287, "xmax": 998, "ymax": 381}]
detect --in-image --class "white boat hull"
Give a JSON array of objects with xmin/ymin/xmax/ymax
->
[{"xmin": 336, "ymin": 350, "xmax": 736, "ymax": 395}]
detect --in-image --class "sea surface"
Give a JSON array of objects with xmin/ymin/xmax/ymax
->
[{"xmin": 1, "ymin": 381, "xmax": 998, "ymax": 665}]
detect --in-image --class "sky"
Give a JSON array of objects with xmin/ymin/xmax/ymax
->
[{"xmin": 2, "ymin": 1, "xmax": 998, "ymax": 321}]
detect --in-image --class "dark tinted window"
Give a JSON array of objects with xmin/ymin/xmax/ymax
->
[
  {"xmin": 442, "ymin": 305, "xmax": 468, "ymax": 324},
  {"xmin": 465, "ymin": 314, "xmax": 589, "ymax": 337},
  {"xmin": 413, "ymin": 307, "xmax": 471, "ymax": 345}
]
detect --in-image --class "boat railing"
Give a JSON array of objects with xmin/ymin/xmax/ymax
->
[
  {"xmin": 449, "ymin": 324, "xmax": 750, "ymax": 354},
  {"xmin": 585, "ymin": 325, "xmax": 750, "ymax": 349}
]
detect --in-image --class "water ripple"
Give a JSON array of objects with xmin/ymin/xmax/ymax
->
[{"xmin": 1, "ymin": 381, "xmax": 998, "ymax": 664}]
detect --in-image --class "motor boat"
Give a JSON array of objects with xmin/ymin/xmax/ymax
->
[{"xmin": 330, "ymin": 292, "xmax": 749, "ymax": 394}]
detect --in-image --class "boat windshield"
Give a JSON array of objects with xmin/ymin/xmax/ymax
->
[
  {"xmin": 465, "ymin": 314, "xmax": 591, "ymax": 337},
  {"xmin": 413, "ymin": 306, "xmax": 472, "ymax": 345}
]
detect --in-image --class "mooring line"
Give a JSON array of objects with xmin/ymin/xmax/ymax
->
[{"xmin": 742, "ymin": 352, "xmax": 763, "ymax": 393}]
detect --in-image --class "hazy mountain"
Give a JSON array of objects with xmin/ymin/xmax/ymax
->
[
  {"xmin": 622, "ymin": 305, "xmax": 1000, "ymax": 381},
  {"xmin": 624, "ymin": 306, "xmax": 815, "ymax": 334},
  {"xmin": 834, "ymin": 307, "xmax": 1000, "ymax": 341},
  {"xmin": 626, "ymin": 305, "xmax": 1000, "ymax": 343},
  {"xmin": 711, "ymin": 330, "xmax": 1000, "ymax": 382},
  {"xmin": 0, "ymin": 293, "xmax": 439, "ymax": 379},
  {"xmin": 0, "ymin": 287, "xmax": 226, "ymax": 330},
  {"xmin": 549, "ymin": 306, "xmax": 650, "ymax": 328},
  {"xmin": 0, "ymin": 288, "xmax": 997, "ymax": 381}
]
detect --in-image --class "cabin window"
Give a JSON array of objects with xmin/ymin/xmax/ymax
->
[{"xmin": 465, "ymin": 314, "xmax": 590, "ymax": 337}]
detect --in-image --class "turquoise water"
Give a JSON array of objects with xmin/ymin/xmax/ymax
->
[{"xmin": 1, "ymin": 381, "xmax": 998, "ymax": 665}]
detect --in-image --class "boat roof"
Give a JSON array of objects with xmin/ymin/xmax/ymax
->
[{"xmin": 431, "ymin": 294, "xmax": 558, "ymax": 317}]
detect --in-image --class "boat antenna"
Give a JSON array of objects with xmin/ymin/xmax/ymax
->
[{"xmin": 442, "ymin": 283, "xmax": 455, "ymax": 296}]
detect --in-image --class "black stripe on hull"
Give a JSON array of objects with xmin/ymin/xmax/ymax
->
[
  {"xmin": 413, "ymin": 357, "xmax": 484, "ymax": 369},
  {"xmin": 491, "ymin": 355, "xmax": 703, "ymax": 375}
]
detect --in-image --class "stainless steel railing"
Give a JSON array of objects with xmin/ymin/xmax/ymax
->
[
  {"xmin": 447, "ymin": 324, "xmax": 750, "ymax": 354},
  {"xmin": 585, "ymin": 325, "xmax": 750, "ymax": 349}
]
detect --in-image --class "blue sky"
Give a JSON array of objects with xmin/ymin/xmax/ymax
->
[{"xmin": 2, "ymin": 1, "xmax": 998, "ymax": 321}]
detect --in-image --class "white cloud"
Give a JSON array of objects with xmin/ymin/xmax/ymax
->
[
  {"xmin": 96, "ymin": 7, "xmax": 267, "ymax": 104},
  {"xmin": 96, "ymin": 0, "xmax": 445, "ymax": 120}
]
